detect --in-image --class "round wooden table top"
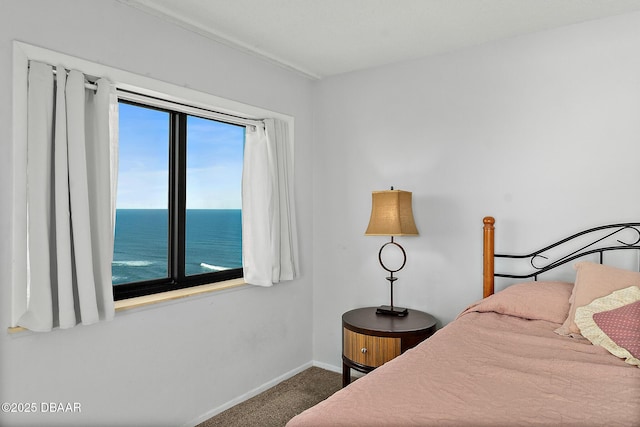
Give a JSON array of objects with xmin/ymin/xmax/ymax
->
[{"xmin": 343, "ymin": 307, "xmax": 437, "ymax": 334}]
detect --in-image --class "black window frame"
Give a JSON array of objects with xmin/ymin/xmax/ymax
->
[{"xmin": 113, "ymin": 99, "xmax": 243, "ymax": 301}]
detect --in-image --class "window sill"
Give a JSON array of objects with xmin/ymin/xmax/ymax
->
[
  {"xmin": 7, "ymin": 278, "xmax": 247, "ymax": 334},
  {"xmin": 115, "ymin": 278, "xmax": 246, "ymax": 311}
]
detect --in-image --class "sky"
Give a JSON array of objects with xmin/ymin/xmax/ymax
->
[{"xmin": 116, "ymin": 102, "xmax": 245, "ymax": 209}]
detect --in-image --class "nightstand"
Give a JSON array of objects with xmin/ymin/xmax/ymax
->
[{"xmin": 342, "ymin": 307, "xmax": 437, "ymax": 387}]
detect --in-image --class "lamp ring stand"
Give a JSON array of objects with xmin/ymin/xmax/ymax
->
[
  {"xmin": 377, "ymin": 240, "xmax": 407, "ymax": 274},
  {"xmin": 376, "ymin": 237, "xmax": 409, "ymax": 316}
]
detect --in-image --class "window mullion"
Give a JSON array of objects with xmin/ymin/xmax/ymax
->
[{"xmin": 169, "ymin": 112, "xmax": 187, "ymax": 282}]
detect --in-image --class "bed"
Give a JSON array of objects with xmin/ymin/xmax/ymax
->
[{"xmin": 287, "ymin": 217, "xmax": 640, "ymax": 426}]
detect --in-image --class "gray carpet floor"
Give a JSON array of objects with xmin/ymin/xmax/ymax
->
[{"xmin": 197, "ymin": 367, "xmax": 342, "ymax": 427}]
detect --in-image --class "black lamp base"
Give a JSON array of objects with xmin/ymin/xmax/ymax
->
[{"xmin": 376, "ymin": 305, "xmax": 408, "ymax": 317}]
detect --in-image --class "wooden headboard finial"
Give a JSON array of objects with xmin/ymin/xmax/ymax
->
[{"xmin": 483, "ymin": 216, "xmax": 495, "ymax": 298}]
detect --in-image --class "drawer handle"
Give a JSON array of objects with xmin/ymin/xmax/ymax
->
[{"xmin": 361, "ymin": 347, "xmax": 367, "ymax": 354}]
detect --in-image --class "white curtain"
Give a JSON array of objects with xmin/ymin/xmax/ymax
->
[
  {"xmin": 242, "ymin": 118, "xmax": 299, "ymax": 286},
  {"xmin": 13, "ymin": 61, "xmax": 118, "ymax": 331}
]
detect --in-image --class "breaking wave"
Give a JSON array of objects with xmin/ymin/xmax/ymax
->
[
  {"xmin": 200, "ymin": 263, "xmax": 230, "ymax": 271},
  {"xmin": 112, "ymin": 260, "xmax": 154, "ymax": 267}
]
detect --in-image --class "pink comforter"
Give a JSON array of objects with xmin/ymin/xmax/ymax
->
[{"xmin": 287, "ymin": 283, "xmax": 640, "ymax": 426}]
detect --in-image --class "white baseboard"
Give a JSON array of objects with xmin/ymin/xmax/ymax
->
[
  {"xmin": 311, "ymin": 360, "xmax": 341, "ymax": 373},
  {"xmin": 183, "ymin": 362, "xmax": 314, "ymax": 427}
]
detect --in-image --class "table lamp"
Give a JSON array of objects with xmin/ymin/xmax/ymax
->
[{"xmin": 365, "ymin": 187, "xmax": 418, "ymax": 316}]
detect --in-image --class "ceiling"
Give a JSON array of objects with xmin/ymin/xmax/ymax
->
[{"xmin": 122, "ymin": 0, "xmax": 640, "ymax": 79}]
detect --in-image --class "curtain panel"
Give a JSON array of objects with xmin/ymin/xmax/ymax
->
[
  {"xmin": 12, "ymin": 61, "xmax": 118, "ymax": 332},
  {"xmin": 242, "ymin": 118, "xmax": 299, "ymax": 286}
]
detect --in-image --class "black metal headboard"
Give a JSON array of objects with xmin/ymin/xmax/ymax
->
[{"xmin": 483, "ymin": 217, "xmax": 640, "ymax": 297}]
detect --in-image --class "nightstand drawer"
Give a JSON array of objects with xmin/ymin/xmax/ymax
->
[{"xmin": 343, "ymin": 328, "xmax": 401, "ymax": 368}]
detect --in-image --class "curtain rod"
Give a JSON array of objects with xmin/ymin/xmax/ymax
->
[
  {"xmin": 50, "ymin": 67, "xmax": 98, "ymax": 91},
  {"xmin": 34, "ymin": 61, "xmax": 261, "ymax": 129},
  {"xmin": 117, "ymin": 89, "xmax": 262, "ymax": 130}
]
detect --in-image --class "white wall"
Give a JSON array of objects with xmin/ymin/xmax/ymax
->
[
  {"xmin": 0, "ymin": 1, "xmax": 314, "ymax": 426},
  {"xmin": 312, "ymin": 11, "xmax": 640, "ymax": 368}
]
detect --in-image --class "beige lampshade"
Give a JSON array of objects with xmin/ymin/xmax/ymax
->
[{"xmin": 365, "ymin": 189, "xmax": 419, "ymax": 236}]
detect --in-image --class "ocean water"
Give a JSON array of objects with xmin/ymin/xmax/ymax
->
[{"xmin": 112, "ymin": 209, "xmax": 242, "ymax": 285}]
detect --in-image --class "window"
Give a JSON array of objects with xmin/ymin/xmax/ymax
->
[
  {"xmin": 13, "ymin": 42, "xmax": 296, "ymax": 323},
  {"xmin": 112, "ymin": 98, "xmax": 245, "ymax": 300}
]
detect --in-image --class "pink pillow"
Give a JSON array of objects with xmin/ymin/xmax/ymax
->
[
  {"xmin": 555, "ymin": 262, "xmax": 640, "ymax": 337},
  {"xmin": 575, "ymin": 286, "xmax": 640, "ymax": 367},
  {"xmin": 462, "ymin": 281, "xmax": 573, "ymax": 324}
]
